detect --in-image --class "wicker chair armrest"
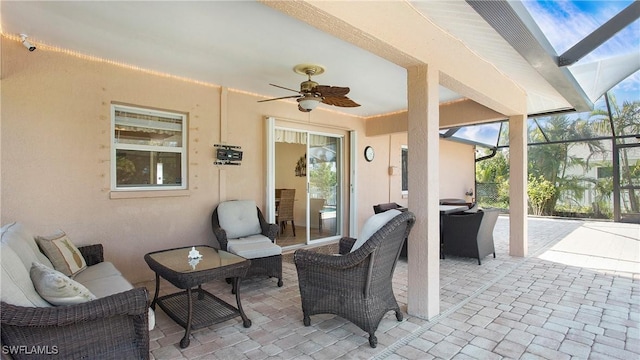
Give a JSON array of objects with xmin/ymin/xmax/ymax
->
[
  {"xmin": 212, "ymin": 226, "xmax": 228, "ymax": 250},
  {"xmin": 339, "ymin": 237, "xmax": 357, "ymax": 255},
  {"xmin": 1, "ymin": 288, "xmax": 150, "ymax": 359},
  {"xmin": 257, "ymin": 207, "xmax": 278, "ymax": 241},
  {"xmin": 1, "ymin": 287, "xmax": 149, "ymax": 328},
  {"xmin": 262, "ymin": 223, "xmax": 279, "ymax": 242},
  {"xmin": 294, "ymin": 249, "xmax": 370, "ymax": 294},
  {"xmin": 78, "ymin": 244, "xmax": 104, "ymax": 266},
  {"xmin": 294, "ymin": 248, "xmax": 366, "ymax": 270}
]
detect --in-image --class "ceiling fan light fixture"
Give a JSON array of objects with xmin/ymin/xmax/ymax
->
[{"xmin": 298, "ymin": 97, "xmax": 320, "ymax": 111}]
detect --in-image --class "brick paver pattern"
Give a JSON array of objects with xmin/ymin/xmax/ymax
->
[{"xmin": 137, "ymin": 217, "xmax": 640, "ymax": 359}]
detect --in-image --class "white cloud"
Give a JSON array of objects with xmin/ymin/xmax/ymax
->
[{"xmin": 523, "ymin": 0, "xmax": 640, "ymax": 62}]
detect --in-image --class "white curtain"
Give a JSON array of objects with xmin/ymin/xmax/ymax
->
[{"xmin": 275, "ymin": 129, "xmax": 332, "ymax": 147}]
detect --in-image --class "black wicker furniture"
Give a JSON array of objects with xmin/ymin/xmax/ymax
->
[
  {"xmin": 294, "ymin": 210, "xmax": 415, "ymax": 348},
  {"xmin": 373, "ymin": 202, "xmax": 409, "ymax": 257},
  {"xmin": 1, "ymin": 222, "xmax": 150, "ymax": 360},
  {"xmin": 372, "ymin": 202, "xmax": 403, "ymax": 214},
  {"xmin": 441, "ymin": 209, "xmax": 498, "ymax": 265},
  {"xmin": 212, "ymin": 200, "xmax": 283, "ymax": 287},
  {"xmin": 144, "ymin": 245, "xmax": 251, "ymax": 348}
]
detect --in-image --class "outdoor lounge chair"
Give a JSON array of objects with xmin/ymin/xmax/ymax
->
[
  {"xmin": 294, "ymin": 210, "xmax": 415, "ymax": 348},
  {"xmin": 211, "ymin": 200, "xmax": 283, "ymax": 287},
  {"xmin": 373, "ymin": 202, "xmax": 408, "ymax": 257},
  {"xmin": 441, "ymin": 208, "xmax": 498, "ymax": 264}
]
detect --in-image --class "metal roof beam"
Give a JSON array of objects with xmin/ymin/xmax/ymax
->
[
  {"xmin": 558, "ymin": 1, "xmax": 640, "ymax": 67},
  {"xmin": 466, "ymin": 0, "xmax": 593, "ymax": 112}
]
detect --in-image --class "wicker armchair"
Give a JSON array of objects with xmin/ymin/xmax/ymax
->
[
  {"xmin": 1, "ymin": 245, "xmax": 150, "ymax": 360},
  {"xmin": 212, "ymin": 201, "xmax": 283, "ymax": 287},
  {"xmin": 441, "ymin": 209, "xmax": 498, "ymax": 265},
  {"xmin": 372, "ymin": 202, "xmax": 403, "ymax": 214},
  {"xmin": 373, "ymin": 202, "xmax": 408, "ymax": 257},
  {"xmin": 294, "ymin": 210, "xmax": 415, "ymax": 348}
]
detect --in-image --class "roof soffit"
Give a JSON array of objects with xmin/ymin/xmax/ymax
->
[
  {"xmin": 465, "ymin": 0, "xmax": 593, "ymax": 112},
  {"xmin": 261, "ymin": 0, "xmax": 527, "ymax": 116}
]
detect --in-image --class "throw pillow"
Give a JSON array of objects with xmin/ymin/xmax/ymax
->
[
  {"xmin": 30, "ymin": 262, "xmax": 96, "ymax": 306},
  {"xmin": 35, "ymin": 231, "xmax": 87, "ymax": 277},
  {"xmin": 351, "ymin": 209, "xmax": 402, "ymax": 253}
]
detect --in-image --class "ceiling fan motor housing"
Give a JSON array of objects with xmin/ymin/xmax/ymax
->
[{"xmin": 300, "ymin": 80, "xmax": 319, "ymax": 93}]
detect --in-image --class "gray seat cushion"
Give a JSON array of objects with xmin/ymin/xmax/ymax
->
[{"xmin": 227, "ymin": 237, "xmax": 281, "ymax": 259}]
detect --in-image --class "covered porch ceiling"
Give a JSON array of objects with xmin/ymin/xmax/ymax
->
[{"xmin": 2, "ymin": 1, "xmax": 636, "ymax": 120}]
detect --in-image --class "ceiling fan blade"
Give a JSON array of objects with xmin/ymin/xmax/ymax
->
[
  {"xmin": 257, "ymin": 95, "xmax": 301, "ymax": 103},
  {"xmin": 269, "ymin": 83, "xmax": 302, "ymax": 93},
  {"xmin": 322, "ymin": 96, "xmax": 361, "ymax": 107},
  {"xmin": 314, "ymin": 85, "xmax": 350, "ymax": 97}
]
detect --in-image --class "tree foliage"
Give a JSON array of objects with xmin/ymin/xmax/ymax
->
[
  {"xmin": 527, "ymin": 175, "xmax": 556, "ymax": 216},
  {"xmin": 528, "ymin": 115, "xmax": 606, "ymax": 214},
  {"xmin": 309, "ymin": 162, "xmax": 337, "ymax": 203},
  {"xmin": 475, "ymin": 95, "xmax": 638, "ymax": 219},
  {"xmin": 591, "ymin": 96, "xmax": 640, "ymax": 213}
]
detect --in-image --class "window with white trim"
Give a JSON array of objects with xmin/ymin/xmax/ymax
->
[{"xmin": 111, "ymin": 104, "xmax": 187, "ymax": 191}]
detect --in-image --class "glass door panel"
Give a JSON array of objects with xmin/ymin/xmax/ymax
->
[
  {"xmin": 274, "ymin": 128, "xmax": 343, "ymax": 246},
  {"xmin": 274, "ymin": 130, "xmax": 308, "ymax": 247},
  {"xmin": 308, "ymin": 134, "xmax": 340, "ymax": 241}
]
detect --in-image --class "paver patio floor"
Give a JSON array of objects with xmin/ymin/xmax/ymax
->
[{"xmin": 137, "ymin": 216, "xmax": 639, "ymax": 359}]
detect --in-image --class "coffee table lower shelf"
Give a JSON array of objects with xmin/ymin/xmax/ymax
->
[{"xmin": 156, "ymin": 288, "xmax": 252, "ymax": 347}]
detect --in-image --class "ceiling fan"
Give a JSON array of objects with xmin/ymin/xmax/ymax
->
[{"xmin": 258, "ymin": 64, "xmax": 360, "ymax": 112}]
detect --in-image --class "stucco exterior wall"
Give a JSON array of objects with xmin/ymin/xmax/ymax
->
[
  {"xmin": 367, "ymin": 132, "xmax": 476, "ymax": 208},
  {"xmin": 1, "ymin": 37, "xmax": 475, "ymax": 283},
  {"xmin": 0, "ymin": 38, "xmax": 362, "ymax": 283},
  {"xmin": 1, "ymin": 39, "xmax": 222, "ymax": 283}
]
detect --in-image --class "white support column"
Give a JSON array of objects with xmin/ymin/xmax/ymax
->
[
  {"xmin": 509, "ymin": 114, "xmax": 528, "ymax": 257},
  {"xmin": 407, "ymin": 64, "xmax": 440, "ymax": 319}
]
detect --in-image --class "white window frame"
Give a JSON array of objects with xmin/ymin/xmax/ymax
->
[{"xmin": 111, "ymin": 104, "xmax": 187, "ymax": 191}]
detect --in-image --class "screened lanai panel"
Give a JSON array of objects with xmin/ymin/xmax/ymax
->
[
  {"xmin": 527, "ymin": 113, "xmax": 614, "ymax": 145},
  {"xmin": 448, "ymin": 122, "xmax": 501, "ymax": 148}
]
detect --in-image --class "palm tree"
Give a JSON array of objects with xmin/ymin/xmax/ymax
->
[
  {"xmin": 591, "ymin": 94, "xmax": 640, "ymax": 214},
  {"xmin": 528, "ymin": 115, "xmax": 606, "ymax": 215}
]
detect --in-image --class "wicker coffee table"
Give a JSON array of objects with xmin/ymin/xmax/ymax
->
[{"xmin": 144, "ymin": 245, "xmax": 251, "ymax": 348}]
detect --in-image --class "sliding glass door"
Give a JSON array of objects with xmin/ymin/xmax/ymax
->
[
  {"xmin": 308, "ymin": 134, "xmax": 340, "ymax": 240},
  {"xmin": 273, "ymin": 128, "xmax": 342, "ymax": 246}
]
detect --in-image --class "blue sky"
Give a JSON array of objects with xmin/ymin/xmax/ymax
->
[
  {"xmin": 453, "ymin": 1, "xmax": 639, "ymax": 147},
  {"xmin": 522, "ymin": 0, "xmax": 639, "ymax": 103}
]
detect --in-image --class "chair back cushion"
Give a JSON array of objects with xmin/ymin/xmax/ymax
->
[
  {"xmin": 217, "ymin": 200, "xmax": 262, "ymax": 239},
  {"xmin": 351, "ymin": 209, "xmax": 402, "ymax": 253},
  {"xmin": 373, "ymin": 203, "xmax": 401, "ymax": 214},
  {"xmin": 1, "ymin": 222, "xmax": 53, "ymax": 307}
]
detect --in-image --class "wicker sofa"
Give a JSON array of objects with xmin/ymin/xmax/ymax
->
[{"xmin": 1, "ymin": 222, "xmax": 152, "ymax": 359}]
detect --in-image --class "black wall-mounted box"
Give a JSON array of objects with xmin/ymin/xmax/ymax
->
[{"xmin": 216, "ymin": 148, "xmax": 243, "ymax": 161}]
